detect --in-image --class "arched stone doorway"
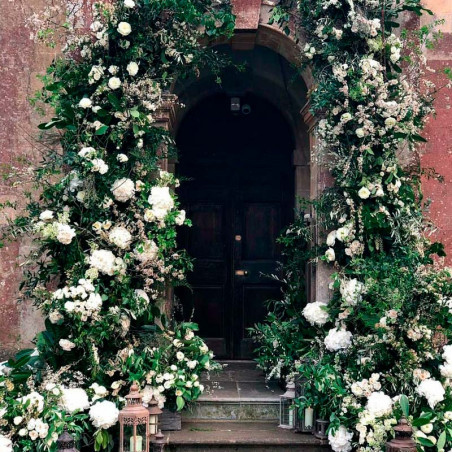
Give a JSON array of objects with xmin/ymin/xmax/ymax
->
[{"xmin": 170, "ymin": 44, "xmax": 309, "ymax": 359}]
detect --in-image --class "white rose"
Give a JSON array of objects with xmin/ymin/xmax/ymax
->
[
  {"xmin": 56, "ymin": 224, "xmax": 76, "ymax": 245},
  {"xmin": 79, "ymin": 97, "xmax": 92, "ymax": 109},
  {"xmin": 78, "ymin": 146, "xmax": 96, "ymax": 159},
  {"xmin": 420, "ymin": 423, "xmax": 434, "ymax": 434},
  {"xmin": 358, "ymin": 187, "xmax": 371, "ymax": 199},
  {"xmin": 303, "ymin": 301, "xmax": 329, "ymax": 326},
  {"xmin": 176, "ymin": 351, "xmax": 184, "ymax": 361},
  {"xmin": 124, "ymin": 0, "xmax": 135, "ymax": 8},
  {"xmin": 39, "ymin": 210, "xmax": 54, "ymax": 221},
  {"xmin": 356, "ymin": 128, "xmax": 365, "ymax": 138},
  {"xmin": 326, "ymin": 230, "xmax": 336, "ymax": 247},
  {"xmin": 384, "ymin": 117, "xmax": 396, "ymax": 128},
  {"xmin": 13, "ymin": 416, "xmax": 23, "ymax": 425},
  {"xmin": 187, "ymin": 360, "xmax": 198, "ymax": 370},
  {"xmin": 29, "ymin": 430, "xmax": 39, "ymax": 441},
  {"xmin": 108, "ymin": 77, "xmax": 121, "ymax": 90},
  {"xmin": 325, "ymin": 247, "xmax": 335, "ymax": 262},
  {"xmin": 117, "ymin": 153, "xmax": 129, "ymax": 163},
  {"xmin": 91, "ymin": 158, "xmax": 109, "ymax": 174},
  {"xmin": 111, "ymin": 178, "xmax": 135, "ymax": 202},
  {"xmin": 89, "ymin": 401, "xmax": 119, "ymax": 429},
  {"xmin": 117, "ymin": 22, "xmax": 132, "ymax": 36},
  {"xmin": 336, "ymin": 226, "xmax": 351, "ymax": 242},
  {"xmin": 126, "ymin": 61, "xmax": 139, "ymax": 76},
  {"xmin": 175, "ymin": 210, "xmax": 186, "ymax": 226},
  {"xmin": 340, "ymin": 113, "xmax": 352, "ymax": 123},
  {"xmin": 59, "ymin": 339, "xmax": 76, "ymax": 351}
]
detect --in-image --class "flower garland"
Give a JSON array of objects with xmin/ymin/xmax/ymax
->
[
  {"xmin": 0, "ymin": 1, "xmax": 234, "ymax": 451},
  {"xmin": 255, "ymin": 0, "xmax": 452, "ymax": 451}
]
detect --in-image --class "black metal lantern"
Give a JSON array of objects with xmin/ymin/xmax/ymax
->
[
  {"xmin": 57, "ymin": 427, "xmax": 79, "ymax": 452},
  {"xmin": 279, "ymin": 381, "xmax": 296, "ymax": 429},
  {"xmin": 147, "ymin": 395, "xmax": 162, "ymax": 436},
  {"xmin": 294, "ymin": 376, "xmax": 315, "ymax": 433}
]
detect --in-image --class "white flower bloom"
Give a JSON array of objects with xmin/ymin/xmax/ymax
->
[
  {"xmin": 175, "ymin": 210, "xmax": 186, "ymax": 226},
  {"xmin": 91, "ymin": 158, "xmax": 109, "ymax": 174},
  {"xmin": 89, "ymin": 401, "xmax": 119, "ymax": 429},
  {"xmin": 325, "ymin": 247, "xmax": 336, "ymax": 262},
  {"xmin": 187, "ymin": 360, "xmax": 198, "ymax": 370},
  {"xmin": 303, "ymin": 301, "xmax": 329, "ymax": 326},
  {"xmin": 88, "ymin": 65, "xmax": 105, "ymax": 83},
  {"xmin": 126, "ymin": 61, "xmax": 139, "ymax": 76},
  {"xmin": 384, "ymin": 117, "xmax": 396, "ymax": 128},
  {"xmin": 124, "ymin": 0, "xmax": 135, "ymax": 7},
  {"xmin": 176, "ymin": 351, "xmax": 184, "ymax": 361},
  {"xmin": 49, "ymin": 311, "xmax": 63, "ymax": 324},
  {"xmin": 340, "ymin": 113, "xmax": 352, "ymax": 123},
  {"xmin": 20, "ymin": 392, "xmax": 44, "ymax": 413},
  {"xmin": 29, "ymin": 430, "xmax": 39, "ymax": 441},
  {"xmin": 117, "ymin": 22, "xmax": 132, "ymax": 36},
  {"xmin": 134, "ymin": 239, "xmax": 159, "ymax": 263},
  {"xmin": 60, "ymin": 388, "xmax": 90, "ymax": 413},
  {"xmin": 79, "ymin": 147, "xmax": 96, "ymax": 159},
  {"xmin": 185, "ymin": 329, "xmax": 194, "ymax": 340},
  {"xmin": 89, "ymin": 249, "xmax": 117, "ymax": 276},
  {"xmin": 421, "ymin": 423, "xmax": 434, "ymax": 434},
  {"xmin": 340, "ymin": 278, "xmax": 365, "ymax": 305},
  {"xmin": 59, "ymin": 339, "xmax": 76, "ymax": 351},
  {"xmin": 134, "ymin": 289, "xmax": 150, "ymax": 306},
  {"xmin": 442, "ymin": 345, "xmax": 452, "ymax": 364},
  {"xmin": 366, "ymin": 391, "xmax": 393, "ymax": 417},
  {"xmin": 112, "ymin": 178, "xmax": 135, "ymax": 202},
  {"xmin": 108, "ymin": 77, "xmax": 121, "ymax": 90},
  {"xmin": 108, "ymin": 226, "xmax": 132, "ymax": 250},
  {"xmin": 356, "ymin": 128, "xmax": 365, "ymax": 138},
  {"xmin": 328, "ymin": 426, "xmax": 353, "ymax": 452},
  {"xmin": 117, "ymin": 153, "xmax": 129, "ymax": 163},
  {"xmin": 13, "ymin": 416, "xmax": 23, "ymax": 425},
  {"xmin": 439, "ymin": 363, "xmax": 452, "ymax": 378},
  {"xmin": 56, "ymin": 223, "xmax": 76, "ymax": 245},
  {"xmin": 326, "ymin": 230, "xmax": 336, "ymax": 246},
  {"xmin": 0, "ymin": 435, "xmax": 13, "ymax": 452},
  {"xmin": 324, "ymin": 328, "xmax": 352, "ymax": 352},
  {"xmin": 148, "ymin": 186, "xmax": 174, "ymax": 220},
  {"xmin": 417, "ymin": 379, "xmax": 445, "ymax": 408},
  {"xmin": 79, "ymin": 97, "xmax": 92, "ymax": 109},
  {"xmin": 39, "ymin": 210, "xmax": 54, "ymax": 221},
  {"xmin": 358, "ymin": 187, "xmax": 371, "ymax": 199},
  {"xmin": 108, "ymin": 65, "xmax": 119, "ymax": 75},
  {"xmin": 336, "ymin": 225, "xmax": 351, "ymax": 242}
]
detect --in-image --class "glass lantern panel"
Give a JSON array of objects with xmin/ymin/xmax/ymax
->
[
  {"xmin": 123, "ymin": 424, "xmax": 148, "ymax": 452},
  {"xmin": 280, "ymin": 397, "xmax": 294, "ymax": 428}
]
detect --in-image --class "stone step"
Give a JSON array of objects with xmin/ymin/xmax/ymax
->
[{"xmin": 164, "ymin": 421, "xmax": 331, "ymax": 452}]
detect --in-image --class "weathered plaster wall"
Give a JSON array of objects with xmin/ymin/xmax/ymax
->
[{"xmin": 0, "ymin": 0, "xmax": 451, "ymax": 358}]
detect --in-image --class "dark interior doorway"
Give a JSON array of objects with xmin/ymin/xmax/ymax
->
[{"xmin": 175, "ymin": 93, "xmax": 294, "ymax": 359}]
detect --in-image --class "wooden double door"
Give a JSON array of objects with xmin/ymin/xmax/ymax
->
[{"xmin": 176, "ymin": 94, "xmax": 294, "ymax": 359}]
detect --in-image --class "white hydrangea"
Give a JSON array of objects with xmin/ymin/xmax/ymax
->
[
  {"xmin": 108, "ymin": 227, "xmax": 132, "ymax": 250},
  {"xmin": 303, "ymin": 301, "xmax": 329, "ymax": 326},
  {"xmin": 417, "ymin": 379, "xmax": 445, "ymax": 408},
  {"xmin": 148, "ymin": 186, "xmax": 174, "ymax": 220},
  {"xmin": 20, "ymin": 392, "xmax": 44, "ymax": 413},
  {"xmin": 59, "ymin": 339, "xmax": 76, "ymax": 351},
  {"xmin": 0, "ymin": 434, "xmax": 12, "ymax": 452},
  {"xmin": 328, "ymin": 425, "xmax": 353, "ymax": 452},
  {"xmin": 442, "ymin": 345, "xmax": 452, "ymax": 364},
  {"xmin": 111, "ymin": 178, "xmax": 135, "ymax": 202},
  {"xmin": 324, "ymin": 327, "xmax": 352, "ymax": 352},
  {"xmin": 56, "ymin": 223, "xmax": 76, "ymax": 245},
  {"xmin": 366, "ymin": 391, "xmax": 393, "ymax": 417},
  {"xmin": 89, "ymin": 401, "xmax": 119, "ymax": 429},
  {"xmin": 60, "ymin": 388, "xmax": 90, "ymax": 413},
  {"xmin": 340, "ymin": 278, "xmax": 365, "ymax": 305},
  {"xmin": 89, "ymin": 249, "xmax": 122, "ymax": 276},
  {"xmin": 134, "ymin": 239, "xmax": 159, "ymax": 263}
]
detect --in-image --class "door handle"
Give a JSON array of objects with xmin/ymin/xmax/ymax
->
[{"xmin": 235, "ymin": 270, "xmax": 248, "ymax": 276}]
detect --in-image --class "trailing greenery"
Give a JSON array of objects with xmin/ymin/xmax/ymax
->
[
  {"xmin": 252, "ymin": 1, "xmax": 452, "ymax": 451},
  {"xmin": 0, "ymin": 1, "xmax": 234, "ymax": 451}
]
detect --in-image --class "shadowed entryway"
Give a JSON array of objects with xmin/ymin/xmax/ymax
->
[{"xmin": 175, "ymin": 92, "xmax": 294, "ymax": 359}]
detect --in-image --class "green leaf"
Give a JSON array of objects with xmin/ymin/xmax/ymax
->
[
  {"xmin": 95, "ymin": 125, "xmax": 109, "ymax": 135},
  {"xmin": 412, "ymin": 414, "xmax": 433, "ymax": 427},
  {"xmin": 176, "ymin": 396, "xmax": 185, "ymax": 411},
  {"xmin": 107, "ymin": 93, "xmax": 121, "ymax": 109},
  {"xmin": 399, "ymin": 395, "xmax": 409, "ymax": 417},
  {"xmin": 411, "ymin": 134, "xmax": 428, "ymax": 143},
  {"xmin": 130, "ymin": 109, "xmax": 140, "ymax": 118},
  {"xmin": 417, "ymin": 437, "xmax": 435, "ymax": 447},
  {"xmin": 437, "ymin": 430, "xmax": 446, "ymax": 451}
]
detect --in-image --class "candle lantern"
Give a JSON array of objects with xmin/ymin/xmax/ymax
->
[
  {"xmin": 279, "ymin": 381, "xmax": 296, "ymax": 429},
  {"xmin": 147, "ymin": 395, "xmax": 162, "ymax": 436},
  {"xmin": 57, "ymin": 427, "xmax": 79, "ymax": 452},
  {"xmin": 294, "ymin": 376, "xmax": 315, "ymax": 433},
  {"xmin": 385, "ymin": 418, "xmax": 417, "ymax": 452},
  {"xmin": 152, "ymin": 430, "xmax": 166, "ymax": 452},
  {"xmin": 119, "ymin": 382, "xmax": 150, "ymax": 452}
]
